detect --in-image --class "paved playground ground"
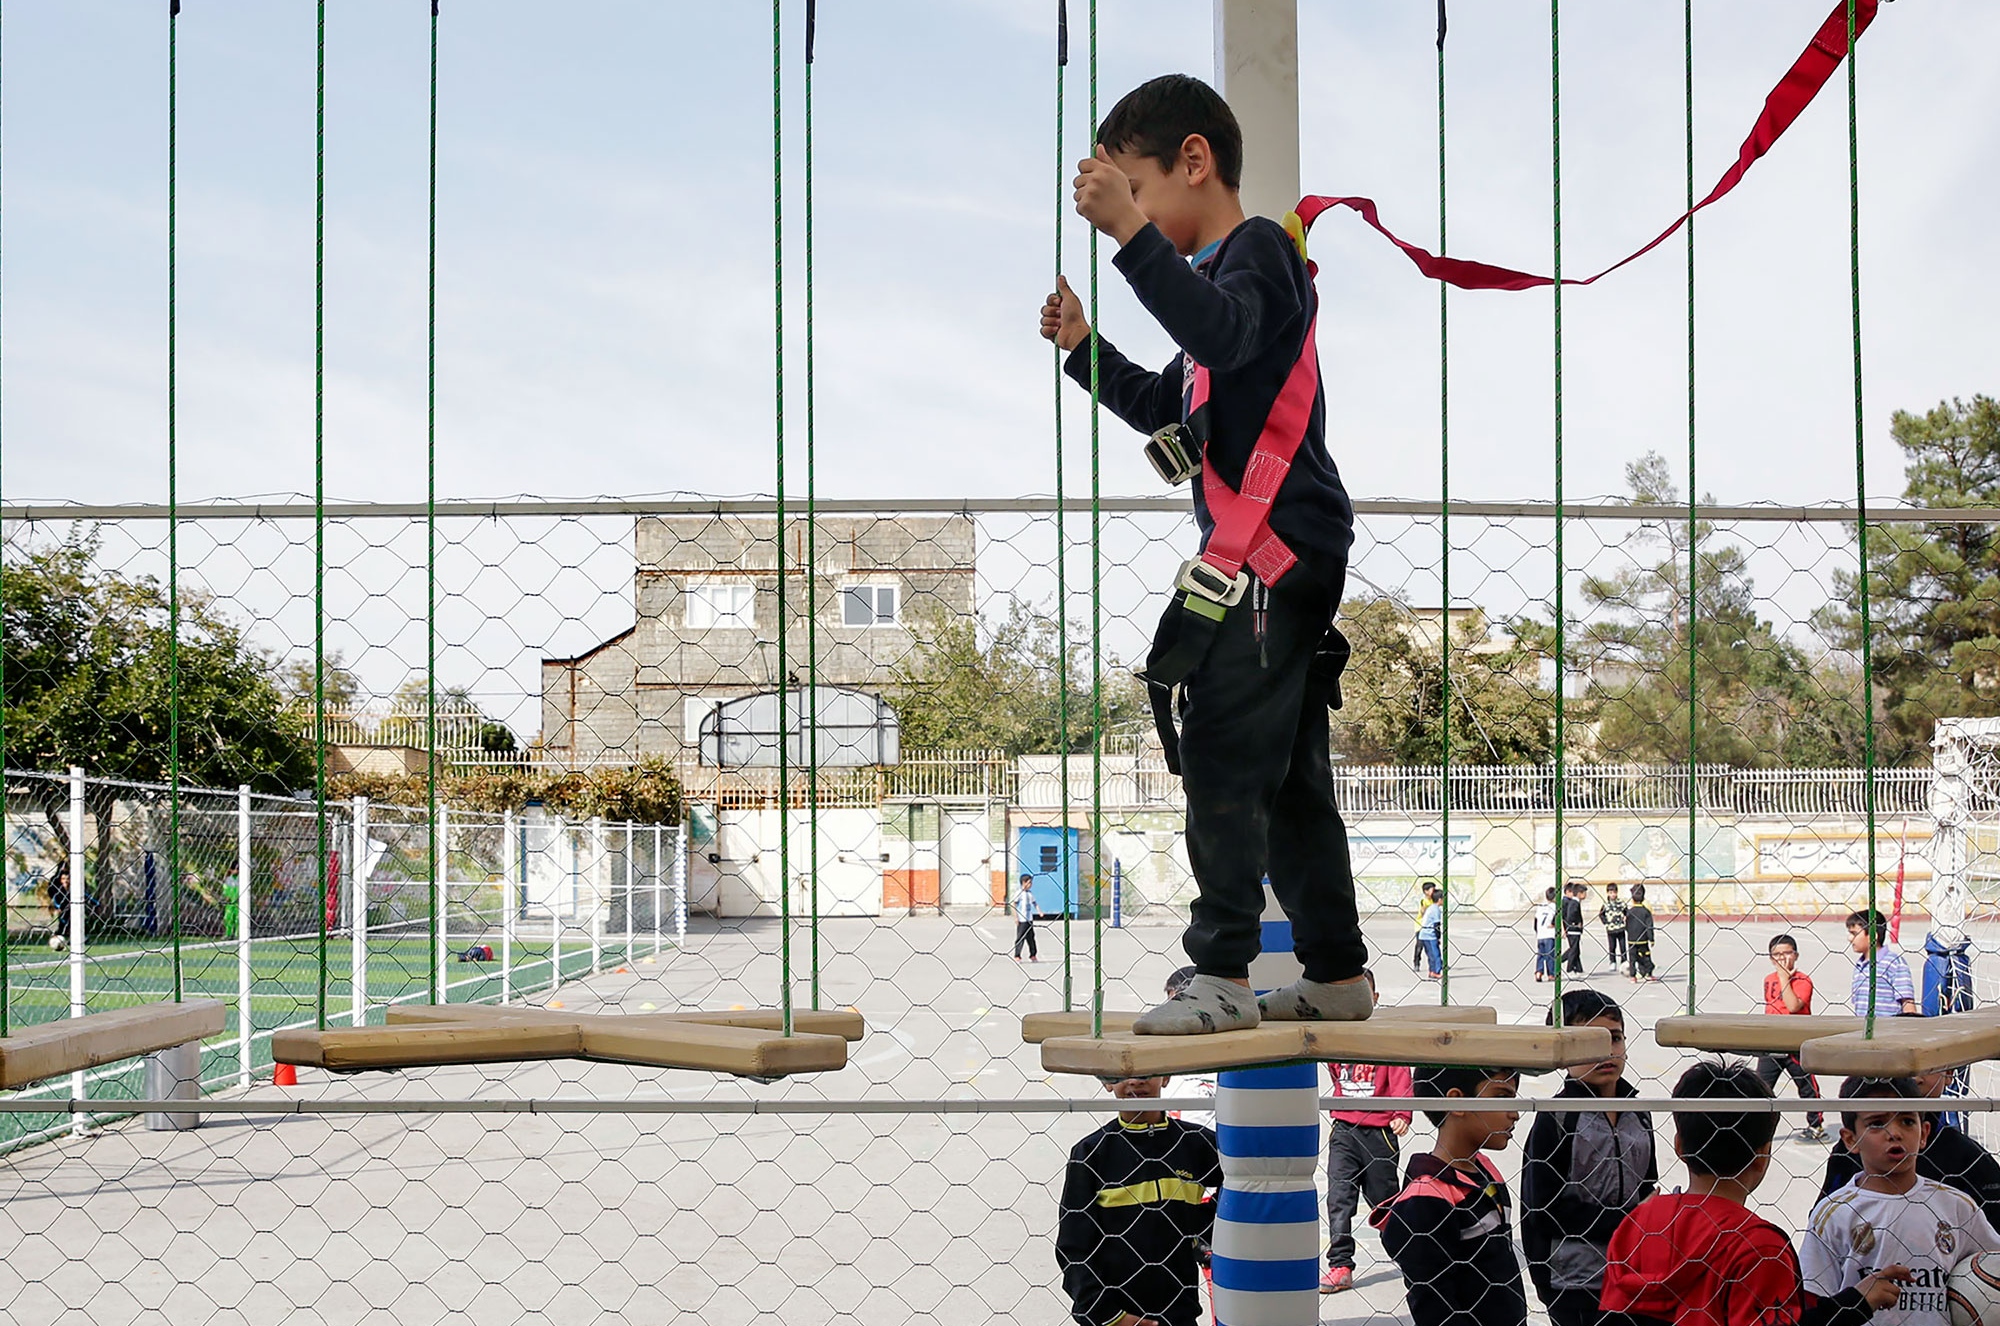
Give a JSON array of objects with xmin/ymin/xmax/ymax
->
[{"xmin": 0, "ymin": 909, "xmax": 1986, "ymax": 1325}]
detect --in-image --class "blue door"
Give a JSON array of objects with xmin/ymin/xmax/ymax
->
[{"xmin": 1016, "ymin": 826, "xmax": 1080, "ymax": 918}]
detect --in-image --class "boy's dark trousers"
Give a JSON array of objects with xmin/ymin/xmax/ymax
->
[
  {"xmin": 1564, "ymin": 928, "xmax": 1584, "ymax": 973},
  {"xmin": 1324, "ymin": 1120, "xmax": 1399, "ymax": 1270},
  {"xmin": 1755, "ymin": 1052, "xmax": 1824, "ymax": 1128},
  {"xmin": 1606, "ymin": 929, "xmax": 1627, "ymax": 965},
  {"xmin": 1178, "ymin": 571, "xmax": 1365, "ymax": 982},
  {"xmin": 1013, "ymin": 920, "xmax": 1038, "ymax": 960},
  {"xmin": 1546, "ymin": 1289, "xmax": 1646, "ymax": 1326},
  {"xmin": 1628, "ymin": 940, "xmax": 1654, "ymax": 978}
]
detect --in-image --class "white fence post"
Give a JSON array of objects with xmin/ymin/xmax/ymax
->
[
  {"xmin": 350, "ymin": 796, "xmax": 368, "ymax": 1027},
  {"xmin": 563, "ymin": 824, "xmax": 578, "ymax": 990},
  {"xmin": 589, "ymin": 816, "xmax": 604, "ymax": 976},
  {"xmin": 435, "ymin": 803, "xmax": 451, "ymax": 1002},
  {"xmin": 674, "ymin": 821, "xmax": 688, "ymax": 949},
  {"xmin": 653, "ymin": 823, "xmax": 664, "ymax": 958},
  {"xmin": 237, "ymin": 785, "xmax": 253, "ymax": 1088},
  {"xmin": 623, "ymin": 822, "xmax": 635, "ymax": 961},
  {"xmin": 67, "ymin": 766, "xmax": 87, "ymax": 1128},
  {"xmin": 501, "ymin": 810, "xmax": 515, "ymax": 1006}
]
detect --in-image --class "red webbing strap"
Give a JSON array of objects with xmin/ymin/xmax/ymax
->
[
  {"xmin": 1294, "ymin": 0, "xmax": 1880, "ymax": 293},
  {"xmin": 1192, "ymin": 315, "xmax": 1320, "ymax": 586}
]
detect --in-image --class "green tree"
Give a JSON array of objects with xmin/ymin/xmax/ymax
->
[
  {"xmin": 1333, "ymin": 599, "xmax": 1555, "ymax": 765},
  {"xmin": 4, "ymin": 531, "xmax": 317, "ymax": 926},
  {"xmin": 1822, "ymin": 395, "xmax": 2000, "ymax": 762},
  {"xmin": 890, "ymin": 599, "xmax": 1148, "ymax": 756},
  {"xmin": 1572, "ymin": 452, "xmax": 1864, "ymax": 767}
]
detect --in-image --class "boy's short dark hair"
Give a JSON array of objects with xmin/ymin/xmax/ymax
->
[
  {"xmin": 1414, "ymin": 1063, "xmax": 1516, "ymax": 1127},
  {"xmin": 1673, "ymin": 1061, "xmax": 1777, "ymax": 1177},
  {"xmin": 1545, "ymin": 886, "xmax": 1557, "ymax": 903},
  {"xmin": 1846, "ymin": 909, "xmax": 1889, "ymax": 945},
  {"xmin": 1838, "ymin": 1075, "xmax": 1922, "ymax": 1132},
  {"xmin": 1546, "ymin": 989, "xmax": 1624, "ymax": 1029},
  {"xmin": 1769, "ymin": 933, "xmax": 1798, "ymax": 953},
  {"xmin": 1629, "ymin": 883, "xmax": 1646, "ymax": 904},
  {"xmin": 1096, "ymin": 75, "xmax": 1243, "ymax": 190}
]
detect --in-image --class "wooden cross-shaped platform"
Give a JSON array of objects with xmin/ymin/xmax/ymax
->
[
  {"xmin": 1027, "ymin": 1003, "xmax": 1615, "ymax": 1078},
  {"xmin": 1656, "ymin": 1011, "xmax": 2000, "ymax": 1078},
  {"xmin": 272, "ymin": 1002, "xmax": 864, "ymax": 1079}
]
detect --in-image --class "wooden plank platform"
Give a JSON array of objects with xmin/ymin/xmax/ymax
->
[
  {"xmin": 0, "ymin": 1001, "xmax": 229, "ymax": 1089},
  {"xmin": 1800, "ymin": 1019, "xmax": 2000, "ymax": 1077},
  {"xmin": 275, "ymin": 1004, "xmax": 861, "ymax": 1077},
  {"xmin": 1655, "ymin": 1014, "xmax": 1867, "ymax": 1055},
  {"xmin": 1021, "ymin": 1003, "xmax": 1498, "ymax": 1045},
  {"xmin": 1039, "ymin": 1019, "xmax": 1613, "ymax": 1079}
]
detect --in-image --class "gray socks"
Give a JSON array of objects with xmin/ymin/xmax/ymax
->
[
  {"xmin": 1132, "ymin": 974, "xmax": 1262, "ymax": 1036},
  {"xmin": 1257, "ymin": 977, "xmax": 1375, "ymax": 1023}
]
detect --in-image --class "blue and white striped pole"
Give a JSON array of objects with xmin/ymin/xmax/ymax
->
[{"xmin": 1210, "ymin": 880, "xmax": 1321, "ymax": 1326}]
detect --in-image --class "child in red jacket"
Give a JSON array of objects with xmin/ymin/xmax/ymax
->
[{"xmin": 1321, "ymin": 971, "xmax": 1412, "ymax": 1293}]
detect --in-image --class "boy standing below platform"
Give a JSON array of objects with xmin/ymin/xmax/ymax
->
[
  {"xmin": 1757, "ymin": 933, "xmax": 1827, "ymax": 1140},
  {"xmin": 1319, "ymin": 970, "xmax": 1411, "ymax": 1295},
  {"xmin": 1040, "ymin": 74, "xmax": 1367, "ymax": 1034}
]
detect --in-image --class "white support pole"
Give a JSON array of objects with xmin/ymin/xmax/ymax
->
[
  {"xmin": 237, "ymin": 785, "xmax": 253, "ymax": 1089},
  {"xmin": 563, "ymin": 825, "xmax": 578, "ymax": 991},
  {"xmin": 501, "ymin": 809, "xmax": 515, "ymax": 1006},
  {"xmin": 623, "ymin": 822, "xmax": 635, "ymax": 961},
  {"xmin": 351, "ymin": 796, "xmax": 368, "ymax": 1026},
  {"xmin": 674, "ymin": 822, "xmax": 688, "ymax": 950},
  {"xmin": 589, "ymin": 816, "xmax": 605, "ymax": 976},
  {"xmin": 653, "ymin": 823, "xmax": 665, "ymax": 958},
  {"xmin": 435, "ymin": 803, "xmax": 451, "ymax": 1002},
  {"xmin": 67, "ymin": 767, "xmax": 87, "ymax": 1127},
  {"xmin": 1213, "ymin": 0, "xmax": 1301, "ymax": 224}
]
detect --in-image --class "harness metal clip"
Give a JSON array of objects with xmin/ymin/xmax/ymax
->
[
  {"xmin": 1175, "ymin": 557, "xmax": 1250, "ymax": 608},
  {"xmin": 1143, "ymin": 423, "xmax": 1201, "ymax": 486}
]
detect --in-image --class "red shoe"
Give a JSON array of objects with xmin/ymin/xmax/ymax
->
[{"xmin": 1320, "ymin": 1266, "xmax": 1353, "ymax": 1294}]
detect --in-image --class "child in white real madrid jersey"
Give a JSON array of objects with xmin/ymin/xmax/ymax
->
[{"xmin": 1803, "ymin": 1076, "xmax": 2000, "ymax": 1326}]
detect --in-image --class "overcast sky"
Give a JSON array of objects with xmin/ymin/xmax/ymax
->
[{"xmin": 5, "ymin": 0, "xmax": 1996, "ymax": 513}]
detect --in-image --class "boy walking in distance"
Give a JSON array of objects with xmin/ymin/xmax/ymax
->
[
  {"xmin": 1563, "ymin": 882, "xmax": 1588, "ymax": 975},
  {"xmin": 1521, "ymin": 991, "xmax": 1657, "ymax": 1326},
  {"xmin": 1320, "ymin": 970, "xmax": 1412, "ymax": 1294},
  {"xmin": 1601, "ymin": 1061, "xmax": 1909, "ymax": 1326},
  {"xmin": 1056, "ymin": 1073, "xmax": 1221, "ymax": 1326},
  {"xmin": 1012, "ymin": 874, "xmax": 1039, "ymax": 962},
  {"xmin": 1372, "ymin": 1063, "xmax": 1529, "ymax": 1326},
  {"xmin": 1803, "ymin": 1077, "xmax": 2000, "ymax": 1326},
  {"xmin": 1040, "ymin": 74, "xmax": 1366, "ymax": 1034},
  {"xmin": 1601, "ymin": 884, "xmax": 1629, "ymax": 970},
  {"xmin": 1624, "ymin": 884, "xmax": 1657, "ymax": 983},
  {"xmin": 1846, "ymin": 910, "xmax": 1918, "ymax": 1018},
  {"xmin": 1758, "ymin": 933, "xmax": 1827, "ymax": 1139}
]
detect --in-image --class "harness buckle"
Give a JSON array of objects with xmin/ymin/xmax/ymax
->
[
  {"xmin": 1143, "ymin": 423, "xmax": 1201, "ymax": 486},
  {"xmin": 1176, "ymin": 557, "xmax": 1250, "ymax": 608}
]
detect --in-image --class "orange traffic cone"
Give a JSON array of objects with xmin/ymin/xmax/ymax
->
[{"xmin": 273, "ymin": 1063, "xmax": 297, "ymax": 1087}]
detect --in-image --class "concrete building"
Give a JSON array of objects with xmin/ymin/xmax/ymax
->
[{"xmin": 541, "ymin": 513, "xmax": 976, "ymax": 764}]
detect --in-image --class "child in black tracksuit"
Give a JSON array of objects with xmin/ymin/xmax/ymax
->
[
  {"xmin": 1623, "ymin": 884, "xmax": 1656, "ymax": 982},
  {"xmin": 1520, "ymin": 991, "xmax": 1658, "ymax": 1326},
  {"xmin": 1055, "ymin": 1075, "xmax": 1221, "ymax": 1326},
  {"xmin": 1374, "ymin": 1064, "xmax": 1530, "ymax": 1326},
  {"xmin": 1041, "ymin": 73, "xmax": 1367, "ymax": 1035}
]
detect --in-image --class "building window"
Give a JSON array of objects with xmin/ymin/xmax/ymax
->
[
  {"xmin": 842, "ymin": 584, "xmax": 898, "ymax": 627},
  {"xmin": 686, "ymin": 583, "xmax": 755, "ymax": 630}
]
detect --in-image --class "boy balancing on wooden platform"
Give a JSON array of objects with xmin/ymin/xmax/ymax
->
[{"xmin": 1040, "ymin": 73, "xmax": 1367, "ymax": 1036}]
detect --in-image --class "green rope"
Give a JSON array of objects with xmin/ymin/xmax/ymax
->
[
  {"xmin": 1684, "ymin": 0, "xmax": 1699, "ymax": 1016},
  {"xmin": 1847, "ymin": 0, "xmax": 1879, "ymax": 1037},
  {"xmin": 0, "ymin": 0, "xmax": 10, "ymax": 1040},
  {"xmin": 1436, "ymin": 6, "xmax": 1450, "ymax": 1008},
  {"xmin": 427, "ymin": 0, "xmax": 440, "ymax": 1007},
  {"xmin": 168, "ymin": 0, "xmax": 183, "ymax": 1004},
  {"xmin": 772, "ymin": 0, "xmax": 792, "ymax": 1038},
  {"xmin": 1087, "ymin": 0, "xmax": 1102, "ymax": 1040},
  {"xmin": 804, "ymin": 0, "xmax": 819, "ymax": 1011},
  {"xmin": 313, "ymin": 0, "xmax": 329, "ymax": 1033},
  {"xmin": 1055, "ymin": 1, "xmax": 1073, "ymax": 1013},
  {"xmin": 1549, "ymin": 0, "xmax": 1565, "ymax": 1027}
]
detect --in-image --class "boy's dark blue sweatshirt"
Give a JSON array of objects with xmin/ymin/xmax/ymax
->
[{"xmin": 1064, "ymin": 217, "xmax": 1354, "ymax": 592}]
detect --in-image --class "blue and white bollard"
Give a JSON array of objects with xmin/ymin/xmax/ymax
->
[{"xmin": 1211, "ymin": 880, "xmax": 1321, "ymax": 1326}]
